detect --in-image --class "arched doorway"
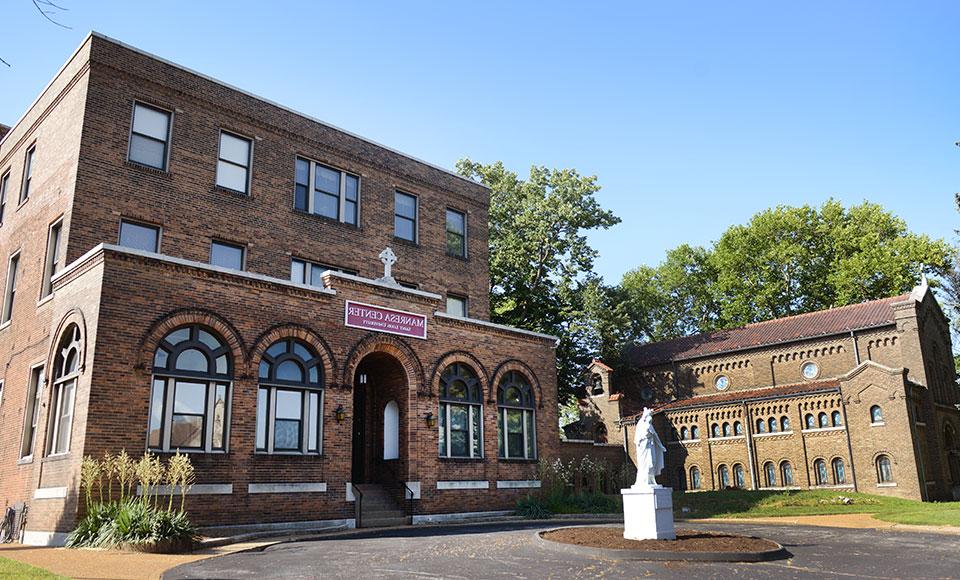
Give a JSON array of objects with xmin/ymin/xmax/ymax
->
[{"xmin": 352, "ymin": 352, "xmax": 408, "ymax": 484}]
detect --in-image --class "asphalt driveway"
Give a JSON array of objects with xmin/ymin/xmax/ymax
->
[{"xmin": 165, "ymin": 520, "xmax": 960, "ymax": 579}]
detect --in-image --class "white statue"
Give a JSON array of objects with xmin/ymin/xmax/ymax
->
[
  {"xmin": 378, "ymin": 247, "xmax": 398, "ymax": 284},
  {"xmin": 633, "ymin": 407, "xmax": 666, "ymax": 488}
]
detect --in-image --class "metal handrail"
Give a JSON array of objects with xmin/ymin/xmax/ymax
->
[{"xmin": 353, "ymin": 484, "xmax": 364, "ymax": 529}]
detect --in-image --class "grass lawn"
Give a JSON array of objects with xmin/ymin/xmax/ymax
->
[
  {"xmin": 674, "ymin": 489, "xmax": 960, "ymax": 527},
  {"xmin": 0, "ymin": 556, "xmax": 68, "ymax": 579}
]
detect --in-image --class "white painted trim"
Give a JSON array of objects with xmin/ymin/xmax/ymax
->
[
  {"xmin": 327, "ymin": 271, "xmax": 442, "ymax": 300},
  {"xmin": 346, "ymin": 482, "xmax": 356, "ymax": 502},
  {"xmin": 22, "ymin": 530, "xmax": 69, "ymax": 547},
  {"xmin": 433, "ymin": 311, "xmax": 559, "ymax": 341},
  {"xmin": 33, "ymin": 486, "xmax": 67, "ymax": 500},
  {"xmin": 870, "ymin": 421, "xmax": 886, "ymax": 427},
  {"xmin": 877, "ymin": 482, "xmax": 898, "ymax": 488},
  {"xmin": 137, "ymin": 483, "xmax": 233, "ymax": 496},
  {"xmin": 248, "ymin": 483, "xmax": 327, "ymax": 494},
  {"xmin": 753, "ymin": 431, "xmax": 794, "ymax": 438},
  {"xmin": 437, "ymin": 480, "xmax": 489, "ymax": 490},
  {"xmin": 412, "ymin": 510, "xmax": 513, "ymax": 524},
  {"xmin": 496, "ymin": 480, "xmax": 541, "ymax": 489},
  {"xmin": 801, "ymin": 426, "xmax": 846, "ymax": 434},
  {"xmin": 707, "ymin": 435, "xmax": 745, "ymax": 442},
  {"xmin": 52, "ymin": 244, "xmax": 337, "ymax": 296}
]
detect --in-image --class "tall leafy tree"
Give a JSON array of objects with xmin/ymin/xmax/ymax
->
[{"xmin": 456, "ymin": 159, "xmax": 620, "ymax": 402}]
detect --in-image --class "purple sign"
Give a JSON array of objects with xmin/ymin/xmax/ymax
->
[{"xmin": 344, "ymin": 301, "xmax": 427, "ymax": 340}]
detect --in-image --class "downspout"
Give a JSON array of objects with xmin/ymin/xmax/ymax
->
[
  {"xmin": 841, "ymin": 400, "xmax": 858, "ymax": 492},
  {"xmin": 850, "ymin": 330, "xmax": 861, "ymax": 365},
  {"xmin": 742, "ymin": 402, "xmax": 758, "ymax": 490}
]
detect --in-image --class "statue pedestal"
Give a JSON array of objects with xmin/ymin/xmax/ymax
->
[{"xmin": 621, "ymin": 485, "xmax": 676, "ymax": 541}]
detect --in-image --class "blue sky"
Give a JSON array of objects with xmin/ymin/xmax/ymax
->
[{"xmin": 2, "ymin": 1, "xmax": 957, "ymax": 283}]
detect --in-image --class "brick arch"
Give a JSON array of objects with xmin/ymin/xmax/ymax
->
[
  {"xmin": 342, "ymin": 333, "xmax": 425, "ymax": 394},
  {"xmin": 138, "ymin": 308, "xmax": 245, "ymax": 375},
  {"xmin": 249, "ymin": 323, "xmax": 337, "ymax": 388},
  {"xmin": 490, "ymin": 360, "xmax": 543, "ymax": 407},
  {"xmin": 47, "ymin": 308, "xmax": 89, "ymax": 377},
  {"xmin": 429, "ymin": 351, "xmax": 490, "ymax": 400}
]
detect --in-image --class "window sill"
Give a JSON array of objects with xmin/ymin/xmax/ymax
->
[
  {"xmin": 17, "ymin": 456, "xmax": 33, "ymax": 465},
  {"xmin": 801, "ymin": 426, "xmax": 845, "ymax": 433},
  {"xmin": 392, "ymin": 236, "xmax": 419, "ymax": 248},
  {"xmin": 36, "ymin": 293, "xmax": 54, "ymax": 308},
  {"xmin": 291, "ymin": 208, "xmax": 360, "ymax": 230},
  {"xmin": 877, "ymin": 482, "xmax": 898, "ymax": 488},
  {"xmin": 445, "ymin": 252, "xmax": 469, "ymax": 262},
  {"xmin": 124, "ymin": 159, "xmax": 171, "ymax": 176},
  {"xmin": 254, "ymin": 451, "xmax": 323, "ymax": 457},
  {"xmin": 0, "ymin": 321, "xmax": 11, "ymax": 332},
  {"xmin": 41, "ymin": 452, "xmax": 71, "ymax": 463},
  {"xmin": 439, "ymin": 456, "xmax": 485, "ymax": 463},
  {"xmin": 213, "ymin": 184, "xmax": 251, "ymax": 198},
  {"xmin": 870, "ymin": 422, "xmax": 885, "ymax": 427},
  {"xmin": 708, "ymin": 435, "xmax": 745, "ymax": 442},
  {"xmin": 149, "ymin": 448, "xmax": 229, "ymax": 455},
  {"xmin": 498, "ymin": 458, "xmax": 538, "ymax": 463},
  {"xmin": 15, "ymin": 199, "xmax": 29, "ymax": 212}
]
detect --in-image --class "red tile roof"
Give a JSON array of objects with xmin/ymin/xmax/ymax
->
[
  {"xmin": 624, "ymin": 379, "xmax": 841, "ymax": 419},
  {"xmin": 625, "ymin": 294, "xmax": 910, "ymax": 368},
  {"xmin": 589, "ymin": 359, "xmax": 613, "ymax": 371}
]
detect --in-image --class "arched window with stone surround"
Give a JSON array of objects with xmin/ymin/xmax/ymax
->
[
  {"xmin": 870, "ymin": 405, "xmax": 884, "ymax": 424},
  {"xmin": 256, "ymin": 338, "xmax": 325, "ymax": 454},
  {"xmin": 832, "ymin": 410, "xmax": 843, "ymax": 427},
  {"xmin": 717, "ymin": 464, "xmax": 730, "ymax": 489},
  {"xmin": 805, "ymin": 413, "xmax": 815, "ymax": 429},
  {"xmin": 780, "ymin": 461, "xmax": 794, "ymax": 486},
  {"xmin": 733, "ymin": 463, "xmax": 746, "ymax": 488},
  {"xmin": 680, "ymin": 426, "xmax": 688, "ymax": 441},
  {"xmin": 755, "ymin": 418, "xmax": 766, "ymax": 433},
  {"xmin": 781, "ymin": 416, "xmax": 790, "ymax": 431},
  {"xmin": 47, "ymin": 324, "xmax": 81, "ymax": 455},
  {"xmin": 733, "ymin": 421, "xmax": 743, "ymax": 435},
  {"xmin": 814, "ymin": 458, "xmax": 828, "ymax": 485},
  {"xmin": 691, "ymin": 425, "xmax": 700, "ymax": 440},
  {"xmin": 818, "ymin": 412, "xmax": 829, "ymax": 428},
  {"xmin": 439, "ymin": 363, "xmax": 483, "ymax": 458},
  {"xmin": 150, "ymin": 325, "xmax": 233, "ymax": 452},
  {"xmin": 768, "ymin": 417, "xmax": 778, "ymax": 433},
  {"xmin": 764, "ymin": 461, "xmax": 776, "ymax": 487},
  {"xmin": 722, "ymin": 422, "xmax": 731, "ymax": 437},
  {"xmin": 690, "ymin": 466, "xmax": 701, "ymax": 490},
  {"xmin": 497, "ymin": 371, "xmax": 536, "ymax": 460},
  {"xmin": 876, "ymin": 454, "xmax": 894, "ymax": 484},
  {"xmin": 832, "ymin": 457, "xmax": 846, "ymax": 484},
  {"xmin": 711, "ymin": 423, "xmax": 720, "ymax": 438}
]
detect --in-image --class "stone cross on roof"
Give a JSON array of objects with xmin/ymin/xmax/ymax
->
[{"xmin": 378, "ymin": 247, "xmax": 398, "ymax": 284}]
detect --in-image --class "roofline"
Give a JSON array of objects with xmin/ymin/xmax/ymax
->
[
  {"xmin": 86, "ymin": 31, "xmax": 487, "ymax": 192},
  {"xmin": 630, "ymin": 321, "xmax": 896, "ymax": 368}
]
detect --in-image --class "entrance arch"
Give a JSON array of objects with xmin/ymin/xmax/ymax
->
[{"xmin": 352, "ymin": 352, "xmax": 409, "ymax": 484}]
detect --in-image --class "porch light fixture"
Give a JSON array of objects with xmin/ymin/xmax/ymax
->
[
  {"xmin": 425, "ymin": 412, "xmax": 437, "ymax": 428},
  {"xmin": 335, "ymin": 405, "xmax": 346, "ymax": 423}
]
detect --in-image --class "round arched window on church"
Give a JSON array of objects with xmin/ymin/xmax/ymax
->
[
  {"xmin": 714, "ymin": 375, "xmax": 729, "ymax": 391},
  {"xmin": 801, "ymin": 361, "xmax": 820, "ymax": 380}
]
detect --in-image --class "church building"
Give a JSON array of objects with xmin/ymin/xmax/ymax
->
[
  {"xmin": 0, "ymin": 33, "xmax": 558, "ymax": 545},
  {"xmin": 584, "ymin": 282, "xmax": 960, "ymax": 502}
]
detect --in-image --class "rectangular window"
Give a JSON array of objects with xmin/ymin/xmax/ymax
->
[
  {"xmin": 210, "ymin": 241, "xmax": 245, "ymax": 271},
  {"xmin": 48, "ymin": 375, "xmax": 76, "ymax": 455},
  {"xmin": 128, "ymin": 103, "xmax": 172, "ymax": 170},
  {"xmin": 498, "ymin": 407, "xmax": 536, "ymax": 460},
  {"xmin": 118, "ymin": 220, "xmax": 160, "ymax": 252},
  {"xmin": 2, "ymin": 253, "xmax": 20, "ymax": 324},
  {"xmin": 255, "ymin": 386, "xmax": 323, "ymax": 454},
  {"xmin": 0, "ymin": 170, "xmax": 9, "ymax": 224},
  {"xmin": 20, "ymin": 365, "xmax": 43, "ymax": 459},
  {"xmin": 439, "ymin": 402, "xmax": 482, "ymax": 458},
  {"xmin": 20, "ymin": 145, "xmax": 35, "ymax": 204},
  {"xmin": 290, "ymin": 258, "xmax": 357, "ymax": 287},
  {"xmin": 394, "ymin": 191, "xmax": 418, "ymax": 242},
  {"xmin": 294, "ymin": 157, "xmax": 359, "ymax": 225},
  {"xmin": 445, "ymin": 209, "xmax": 466, "ymax": 257},
  {"xmin": 40, "ymin": 219, "xmax": 63, "ymax": 299},
  {"xmin": 446, "ymin": 294, "xmax": 468, "ymax": 318},
  {"xmin": 216, "ymin": 131, "xmax": 252, "ymax": 194},
  {"xmin": 149, "ymin": 378, "xmax": 229, "ymax": 452}
]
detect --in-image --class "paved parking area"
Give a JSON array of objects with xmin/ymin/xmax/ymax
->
[{"xmin": 165, "ymin": 521, "xmax": 960, "ymax": 579}]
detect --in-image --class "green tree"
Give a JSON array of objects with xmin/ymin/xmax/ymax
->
[{"xmin": 456, "ymin": 159, "xmax": 620, "ymax": 402}]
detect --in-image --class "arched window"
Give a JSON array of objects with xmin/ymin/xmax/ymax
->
[
  {"xmin": 768, "ymin": 417, "xmax": 778, "ymax": 433},
  {"xmin": 497, "ymin": 371, "xmax": 536, "ymax": 460},
  {"xmin": 780, "ymin": 461, "xmax": 794, "ymax": 486},
  {"xmin": 876, "ymin": 455, "xmax": 894, "ymax": 484},
  {"xmin": 781, "ymin": 416, "xmax": 790, "ymax": 432},
  {"xmin": 150, "ymin": 325, "xmax": 233, "ymax": 452},
  {"xmin": 764, "ymin": 461, "xmax": 776, "ymax": 487},
  {"xmin": 832, "ymin": 458, "xmax": 846, "ymax": 484},
  {"xmin": 814, "ymin": 459, "xmax": 828, "ymax": 485},
  {"xmin": 832, "ymin": 410, "xmax": 843, "ymax": 427},
  {"xmin": 384, "ymin": 400, "xmax": 399, "ymax": 460},
  {"xmin": 805, "ymin": 414, "xmax": 815, "ymax": 429},
  {"xmin": 870, "ymin": 405, "xmax": 884, "ymax": 424},
  {"xmin": 818, "ymin": 412, "xmax": 829, "ymax": 428},
  {"xmin": 47, "ymin": 324, "xmax": 81, "ymax": 455},
  {"xmin": 733, "ymin": 463, "xmax": 746, "ymax": 488},
  {"xmin": 691, "ymin": 425, "xmax": 700, "ymax": 440},
  {"xmin": 733, "ymin": 421, "xmax": 743, "ymax": 435},
  {"xmin": 945, "ymin": 425, "xmax": 960, "ymax": 484},
  {"xmin": 722, "ymin": 422, "xmax": 731, "ymax": 437},
  {"xmin": 756, "ymin": 418, "xmax": 766, "ymax": 434},
  {"xmin": 711, "ymin": 423, "xmax": 720, "ymax": 438},
  {"xmin": 718, "ymin": 464, "xmax": 730, "ymax": 489},
  {"xmin": 680, "ymin": 426, "xmax": 688, "ymax": 440},
  {"xmin": 256, "ymin": 338, "xmax": 324, "ymax": 454},
  {"xmin": 440, "ymin": 363, "xmax": 483, "ymax": 458},
  {"xmin": 690, "ymin": 466, "xmax": 701, "ymax": 490}
]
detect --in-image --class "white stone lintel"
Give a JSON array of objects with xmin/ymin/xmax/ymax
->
[
  {"xmin": 33, "ymin": 486, "xmax": 68, "ymax": 500},
  {"xmin": 248, "ymin": 482, "xmax": 327, "ymax": 494},
  {"xmin": 137, "ymin": 483, "xmax": 233, "ymax": 496},
  {"xmin": 496, "ymin": 480, "xmax": 541, "ymax": 489},
  {"xmin": 437, "ymin": 480, "xmax": 489, "ymax": 490}
]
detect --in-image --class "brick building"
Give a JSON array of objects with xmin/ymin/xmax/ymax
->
[
  {"xmin": 584, "ymin": 282, "xmax": 960, "ymax": 502},
  {"xmin": 0, "ymin": 33, "xmax": 559, "ymax": 545}
]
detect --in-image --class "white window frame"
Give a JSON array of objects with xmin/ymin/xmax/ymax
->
[
  {"xmin": 294, "ymin": 157, "xmax": 360, "ymax": 225},
  {"xmin": 499, "ymin": 406, "xmax": 536, "ymax": 460},
  {"xmin": 19, "ymin": 364, "xmax": 44, "ymax": 460},
  {"xmin": 216, "ymin": 130, "xmax": 253, "ymax": 194},
  {"xmin": 2, "ymin": 251, "xmax": 20, "ymax": 325},
  {"xmin": 256, "ymin": 385, "xmax": 324, "ymax": 455},
  {"xmin": 40, "ymin": 217, "xmax": 63, "ymax": 300},
  {"xmin": 19, "ymin": 144, "xmax": 35, "ymax": 205},
  {"xmin": 127, "ymin": 101, "xmax": 173, "ymax": 171},
  {"xmin": 445, "ymin": 294, "xmax": 468, "ymax": 318},
  {"xmin": 290, "ymin": 257, "xmax": 357, "ymax": 287},
  {"xmin": 148, "ymin": 376, "xmax": 232, "ymax": 453},
  {"xmin": 439, "ymin": 401, "xmax": 483, "ymax": 459},
  {"xmin": 394, "ymin": 190, "xmax": 419, "ymax": 243}
]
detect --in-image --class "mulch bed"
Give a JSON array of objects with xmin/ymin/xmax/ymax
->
[{"xmin": 541, "ymin": 527, "xmax": 779, "ymax": 553}]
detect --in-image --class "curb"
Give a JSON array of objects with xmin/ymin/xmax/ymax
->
[{"xmin": 534, "ymin": 525, "xmax": 790, "ymax": 563}]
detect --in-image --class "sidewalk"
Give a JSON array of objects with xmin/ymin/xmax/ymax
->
[{"xmin": 685, "ymin": 512, "xmax": 960, "ymax": 535}]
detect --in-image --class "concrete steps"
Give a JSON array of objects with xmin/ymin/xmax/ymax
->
[{"xmin": 355, "ymin": 484, "xmax": 409, "ymax": 528}]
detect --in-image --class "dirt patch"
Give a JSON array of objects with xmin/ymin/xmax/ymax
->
[{"xmin": 541, "ymin": 527, "xmax": 779, "ymax": 553}]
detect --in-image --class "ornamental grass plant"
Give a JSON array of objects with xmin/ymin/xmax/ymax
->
[{"xmin": 66, "ymin": 451, "xmax": 199, "ymax": 551}]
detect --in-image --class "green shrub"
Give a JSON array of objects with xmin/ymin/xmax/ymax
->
[
  {"xmin": 67, "ymin": 499, "xmax": 198, "ymax": 549},
  {"xmin": 516, "ymin": 496, "xmax": 552, "ymax": 519}
]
